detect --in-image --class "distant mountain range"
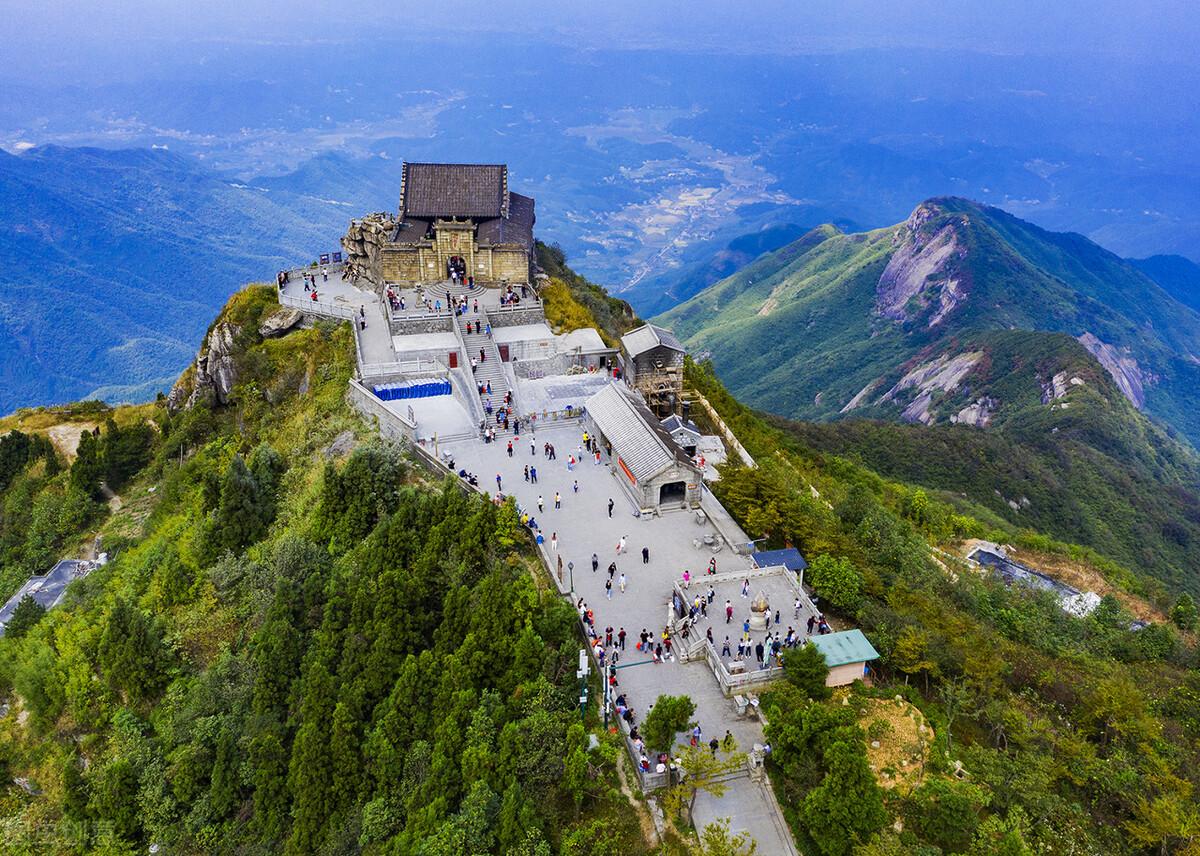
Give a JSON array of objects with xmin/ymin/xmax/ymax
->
[
  {"xmin": 656, "ymin": 197, "xmax": 1200, "ymax": 446},
  {"xmin": 0, "ymin": 146, "xmax": 360, "ymax": 413}
]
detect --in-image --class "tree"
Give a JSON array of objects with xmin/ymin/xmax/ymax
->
[
  {"xmin": 937, "ymin": 677, "xmax": 973, "ymax": 753},
  {"xmin": 210, "ymin": 454, "xmax": 269, "ymax": 556},
  {"xmin": 5, "ymin": 594, "xmax": 46, "ymax": 639},
  {"xmin": 799, "ymin": 740, "xmax": 887, "ymax": 856},
  {"xmin": 97, "ymin": 598, "xmax": 168, "ymax": 704},
  {"xmin": 696, "ymin": 818, "xmax": 758, "ymax": 855},
  {"xmin": 904, "ymin": 777, "xmax": 989, "ymax": 853},
  {"xmin": 208, "ymin": 727, "xmax": 241, "ymax": 818},
  {"xmin": 806, "ymin": 554, "xmax": 863, "ymax": 612},
  {"xmin": 101, "ymin": 417, "xmax": 153, "ymax": 489},
  {"xmin": 892, "ymin": 626, "xmax": 939, "ymax": 692},
  {"xmin": 1170, "ymin": 593, "xmax": 1198, "ymax": 632},
  {"xmin": 662, "ymin": 745, "xmax": 747, "ymax": 827},
  {"xmin": 69, "ymin": 429, "xmax": 105, "ymax": 497},
  {"xmin": 643, "ymin": 695, "xmax": 697, "ymax": 754},
  {"xmin": 783, "ymin": 644, "xmax": 832, "ymax": 700}
]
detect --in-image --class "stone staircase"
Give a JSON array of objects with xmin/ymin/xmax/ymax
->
[{"xmin": 457, "ymin": 310, "xmax": 516, "ymax": 436}]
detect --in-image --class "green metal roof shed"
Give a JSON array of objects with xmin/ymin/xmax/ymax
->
[{"xmin": 810, "ymin": 629, "xmax": 880, "ymax": 667}]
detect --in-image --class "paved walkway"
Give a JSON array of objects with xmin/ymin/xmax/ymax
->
[
  {"xmin": 281, "ymin": 269, "xmax": 393, "ymax": 365},
  {"xmin": 442, "ymin": 423, "xmax": 799, "ymax": 854}
]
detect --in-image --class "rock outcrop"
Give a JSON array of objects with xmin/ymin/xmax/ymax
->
[
  {"xmin": 951, "ymin": 396, "xmax": 996, "ymax": 427},
  {"xmin": 1077, "ymin": 332, "xmax": 1153, "ymax": 408},
  {"xmin": 876, "ymin": 202, "xmax": 969, "ymax": 327},
  {"xmin": 167, "ymin": 321, "xmax": 241, "ymax": 410},
  {"xmin": 259, "ymin": 307, "xmax": 303, "ymax": 339},
  {"xmin": 341, "ymin": 213, "xmax": 395, "ymax": 289}
]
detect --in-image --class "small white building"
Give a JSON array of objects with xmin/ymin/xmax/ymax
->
[{"xmin": 809, "ymin": 629, "xmax": 880, "ymax": 687}]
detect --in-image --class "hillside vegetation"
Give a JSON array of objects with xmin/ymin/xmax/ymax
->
[
  {"xmin": 0, "ymin": 288, "xmax": 661, "ymax": 855},
  {"xmin": 658, "ymin": 197, "xmax": 1200, "ymax": 443},
  {"xmin": 1, "ymin": 258, "xmax": 1198, "ymax": 856},
  {"xmin": 656, "ymin": 198, "xmax": 1200, "ymax": 596},
  {"xmin": 686, "ymin": 359, "xmax": 1200, "ymax": 856}
]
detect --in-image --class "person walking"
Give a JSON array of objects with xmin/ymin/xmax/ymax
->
[
  {"xmin": 607, "ymin": 562, "xmax": 617, "ymax": 580},
  {"xmin": 721, "ymin": 636, "xmax": 732, "ymax": 657},
  {"xmin": 530, "ymin": 439, "xmax": 536, "ymax": 455},
  {"xmin": 496, "ymin": 473, "xmax": 502, "ymax": 491},
  {"xmin": 723, "ymin": 730, "xmax": 735, "ymax": 752},
  {"xmin": 709, "ymin": 737, "xmax": 720, "ymax": 756},
  {"xmin": 537, "ymin": 495, "xmax": 544, "ymax": 513},
  {"xmin": 642, "ymin": 546, "xmax": 650, "ymax": 564},
  {"xmin": 550, "ymin": 532, "xmax": 558, "ymax": 552},
  {"xmin": 524, "ymin": 465, "xmax": 529, "ymax": 482},
  {"xmin": 617, "ymin": 536, "xmax": 627, "ymax": 554},
  {"xmin": 592, "ymin": 553, "xmax": 599, "ymax": 573},
  {"xmin": 608, "ymin": 498, "xmax": 614, "ymax": 518},
  {"xmin": 618, "ymin": 627, "xmax": 626, "ymax": 650},
  {"xmin": 530, "ymin": 466, "xmax": 538, "ymax": 484},
  {"xmin": 619, "ymin": 572, "xmax": 627, "ymax": 593},
  {"xmin": 573, "ymin": 479, "xmax": 579, "ymax": 494},
  {"xmin": 506, "ymin": 440, "xmax": 513, "ymax": 457},
  {"xmin": 755, "ymin": 641, "xmax": 765, "ymax": 668},
  {"xmin": 606, "ymin": 578, "xmax": 613, "ymax": 599},
  {"xmin": 554, "ymin": 492, "xmax": 561, "ymax": 510},
  {"xmin": 741, "ymin": 578, "xmax": 750, "ymax": 598},
  {"xmin": 726, "ymin": 599, "xmax": 734, "ymax": 623}
]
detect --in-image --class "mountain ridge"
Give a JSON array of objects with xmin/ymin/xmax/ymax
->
[{"xmin": 657, "ymin": 196, "xmax": 1200, "ymax": 445}]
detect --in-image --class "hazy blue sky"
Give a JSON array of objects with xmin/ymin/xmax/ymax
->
[{"xmin": 4, "ymin": 0, "xmax": 1199, "ymax": 71}]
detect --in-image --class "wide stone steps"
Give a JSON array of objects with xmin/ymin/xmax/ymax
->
[{"xmin": 457, "ymin": 312, "xmax": 520, "ymax": 437}]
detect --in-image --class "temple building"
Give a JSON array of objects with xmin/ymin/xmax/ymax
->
[{"xmin": 341, "ymin": 162, "xmax": 536, "ymax": 290}]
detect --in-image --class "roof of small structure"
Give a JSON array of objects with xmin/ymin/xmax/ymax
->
[
  {"xmin": 809, "ymin": 629, "xmax": 880, "ymax": 667},
  {"xmin": 661, "ymin": 414, "xmax": 701, "ymax": 438},
  {"xmin": 621, "ymin": 323, "xmax": 684, "ymax": 357},
  {"xmin": 751, "ymin": 547, "xmax": 808, "ymax": 572},
  {"xmin": 401, "ymin": 162, "xmax": 508, "ymax": 219},
  {"xmin": 584, "ymin": 383, "xmax": 696, "ymax": 481}
]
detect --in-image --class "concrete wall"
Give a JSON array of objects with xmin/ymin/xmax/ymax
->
[
  {"xmin": 347, "ymin": 379, "xmax": 417, "ymax": 444},
  {"xmin": 514, "ymin": 354, "xmax": 612, "ymax": 378},
  {"xmin": 488, "ymin": 305, "xmax": 546, "ymax": 327},
  {"xmin": 826, "ymin": 662, "xmax": 867, "ymax": 687},
  {"xmin": 390, "ymin": 315, "xmax": 454, "ymax": 335}
]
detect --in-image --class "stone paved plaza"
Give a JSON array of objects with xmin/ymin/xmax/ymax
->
[{"xmin": 443, "ymin": 423, "xmax": 798, "ymax": 854}]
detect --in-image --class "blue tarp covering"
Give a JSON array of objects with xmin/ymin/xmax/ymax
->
[
  {"xmin": 751, "ymin": 547, "xmax": 808, "ymax": 572},
  {"xmin": 372, "ymin": 380, "xmax": 452, "ymax": 401}
]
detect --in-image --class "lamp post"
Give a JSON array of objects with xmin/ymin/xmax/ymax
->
[
  {"xmin": 576, "ymin": 648, "xmax": 589, "ymax": 725},
  {"xmin": 568, "ymin": 561, "xmax": 575, "ymax": 593}
]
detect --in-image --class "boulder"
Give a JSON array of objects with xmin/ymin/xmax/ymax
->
[{"xmin": 259, "ymin": 308, "xmax": 303, "ymax": 338}]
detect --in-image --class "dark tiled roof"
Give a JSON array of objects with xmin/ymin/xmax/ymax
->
[
  {"xmin": 477, "ymin": 192, "xmax": 535, "ymax": 249},
  {"xmin": 391, "ymin": 218, "xmax": 432, "ymax": 243},
  {"xmin": 401, "ymin": 162, "xmax": 507, "ymax": 219}
]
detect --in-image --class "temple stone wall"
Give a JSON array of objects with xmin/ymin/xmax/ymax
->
[
  {"xmin": 490, "ymin": 246, "xmax": 531, "ymax": 283},
  {"xmin": 382, "ymin": 245, "xmax": 424, "ymax": 282}
]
